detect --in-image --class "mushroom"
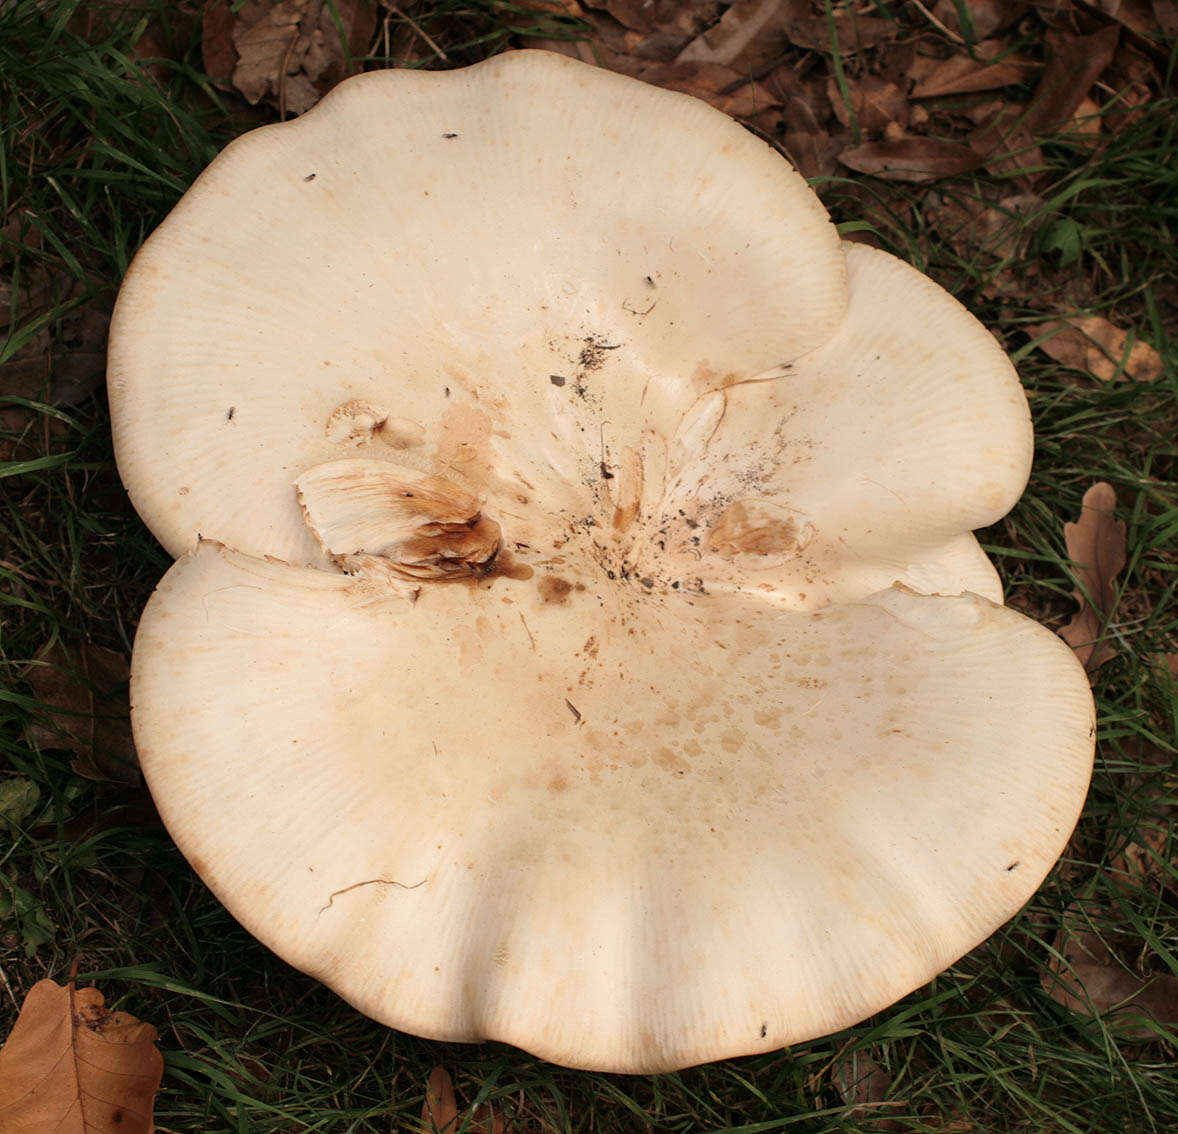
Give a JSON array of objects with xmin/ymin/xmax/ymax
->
[{"xmin": 108, "ymin": 50, "xmax": 1095, "ymax": 1073}]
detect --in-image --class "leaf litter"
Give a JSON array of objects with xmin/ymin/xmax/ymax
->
[
  {"xmin": 203, "ymin": 0, "xmax": 378, "ymax": 116},
  {"xmin": 421, "ymin": 1065, "xmax": 506, "ymax": 1134},
  {"xmin": 1027, "ymin": 316, "xmax": 1165, "ymax": 382},
  {"xmin": 24, "ymin": 641, "xmax": 139, "ymax": 785},
  {"xmin": 1058, "ymin": 482, "xmax": 1127, "ymax": 675},
  {"xmin": 0, "ymin": 978, "xmax": 163, "ymax": 1133},
  {"xmin": 1044, "ymin": 906, "xmax": 1178, "ymax": 1038}
]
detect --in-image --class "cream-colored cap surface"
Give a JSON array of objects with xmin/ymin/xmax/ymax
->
[
  {"xmin": 133, "ymin": 544, "xmax": 1094, "ymax": 1072},
  {"xmin": 111, "ymin": 49, "xmax": 1095, "ymax": 1072},
  {"xmin": 108, "ymin": 49, "xmax": 845, "ymax": 567}
]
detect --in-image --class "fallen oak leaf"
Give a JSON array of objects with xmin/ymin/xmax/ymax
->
[
  {"xmin": 1153, "ymin": 0, "xmax": 1178, "ymax": 34},
  {"xmin": 1108, "ymin": 822, "xmax": 1170, "ymax": 892},
  {"xmin": 911, "ymin": 46, "xmax": 1039, "ymax": 98},
  {"xmin": 966, "ymin": 100, "xmax": 1045, "ymax": 182},
  {"xmin": 605, "ymin": 59, "xmax": 783, "ymax": 117},
  {"xmin": 232, "ymin": 0, "xmax": 305, "ymax": 107},
  {"xmin": 785, "ymin": 10, "xmax": 896, "ymax": 53},
  {"xmin": 925, "ymin": 189, "xmax": 1044, "ymax": 265},
  {"xmin": 831, "ymin": 1047, "xmax": 903, "ymax": 1130},
  {"xmin": 571, "ymin": 0, "xmax": 723, "ymax": 62},
  {"xmin": 588, "ymin": 0, "xmax": 687, "ymax": 35},
  {"xmin": 1076, "ymin": 0, "xmax": 1166, "ymax": 45},
  {"xmin": 201, "ymin": 0, "xmax": 238, "ymax": 82},
  {"xmin": 420, "ymin": 1066, "xmax": 506, "ymax": 1134},
  {"xmin": 837, "ymin": 137, "xmax": 982, "ymax": 182},
  {"xmin": 1023, "ymin": 25, "xmax": 1120, "ymax": 137},
  {"xmin": 784, "ymin": 121, "xmax": 847, "ymax": 181},
  {"xmin": 204, "ymin": 0, "xmax": 377, "ymax": 117},
  {"xmin": 24, "ymin": 641, "xmax": 139, "ymax": 785},
  {"xmin": 422, "ymin": 1066, "xmax": 459, "ymax": 1133},
  {"xmin": 1059, "ymin": 483, "xmax": 1126, "ymax": 675},
  {"xmin": 1026, "ymin": 316, "xmax": 1164, "ymax": 382},
  {"xmin": 1044, "ymin": 910, "xmax": 1178, "ymax": 1039},
  {"xmin": 929, "ymin": 0, "xmax": 1029, "ymax": 40},
  {"xmin": 826, "ymin": 74, "xmax": 908, "ymax": 136},
  {"xmin": 0, "ymin": 978, "xmax": 163, "ymax": 1132},
  {"xmin": 675, "ymin": 0, "xmax": 796, "ymax": 69}
]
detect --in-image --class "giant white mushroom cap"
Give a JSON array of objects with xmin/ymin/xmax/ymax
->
[{"xmin": 109, "ymin": 49, "xmax": 1095, "ymax": 1072}]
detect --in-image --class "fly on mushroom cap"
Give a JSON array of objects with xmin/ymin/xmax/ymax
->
[{"xmin": 110, "ymin": 50, "xmax": 1095, "ymax": 1072}]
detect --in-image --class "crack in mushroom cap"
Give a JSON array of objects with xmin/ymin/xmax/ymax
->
[
  {"xmin": 110, "ymin": 49, "xmax": 1095, "ymax": 1071},
  {"xmin": 132, "ymin": 543, "xmax": 1094, "ymax": 1073}
]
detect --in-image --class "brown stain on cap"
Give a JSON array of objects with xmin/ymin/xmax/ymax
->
[
  {"xmin": 539, "ymin": 575, "xmax": 574, "ymax": 604},
  {"xmin": 708, "ymin": 501, "xmax": 802, "ymax": 560}
]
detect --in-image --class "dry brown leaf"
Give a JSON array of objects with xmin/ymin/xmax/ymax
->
[
  {"xmin": 1063, "ymin": 95, "xmax": 1104, "ymax": 146},
  {"xmin": 588, "ymin": 0, "xmax": 686, "ymax": 34},
  {"xmin": 929, "ymin": 0, "xmax": 1030, "ymax": 39},
  {"xmin": 785, "ymin": 11, "xmax": 896, "ymax": 53},
  {"xmin": 422, "ymin": 1066, "xmax": 459, "ymax": 1133},
  {"xmin": 928, "ymin": 190, "xmax": 1043, "ymax": 264},
  {"xmin": 1023, "ymin": 25, "xmax": 1120, "ymax": 136},
  {"xmin": 782, "ymin": 78, "xmax": 832, "ymax": 130},
  {"xmin": 421, "ymin": 1067, "xmax": 506, "ymax": 1134},
  {"xmin": 633, "ymin": 1, "xmax": 725, "ymax": 60},
  {"xmin": 203, "ymin": 0, "xmax": 377, "ymax": 116},
  {"xmin": 233, "ymin": 1, "xmax": 314, "ymax": 111},
  {"xmin": 0, "ymin": 979, "xmax": 163, "ymax": 1132},
  {"xmin": 0, "ymin": 256, "xmax": 111, "ymax": 408},
  {"xmin": 784, "ymin": 118, "xmax": 847, "ymax": 180},
  {"xmin": 25, "ymin": 641, "xmax": 139, "ymax": 784},
  {"xmin": 520, "ymin": 3, "xmax": 602, "ymax": 66},
  {"xmin": 1027, "ymin": 316, "xmax": 1164, "ymax": 382},
  {"xmin": 0, "ymin": 307, "xmax": 109, "ymax": 408},
  {"xmin": 568, "ymin": 0, "xmax": 723, "ymax": 61},
  {"xmin": 607, "ymin": 59, "xmax": 783, "ymax": 116},
  {"xmin": 838, "ymin": 137, "xmax": 982, "ymax": 182},
  {"xmin": 1101, "ymin": 40, "xmax": 1160, "ymax": 134},
  {"xmin": 827, "ymin": 74, "xmax": 908, "ymax": 136},
  {"xmin": 675, "ymin": 0, "xmax": 795, "ymax": 68},
  {"xmin": 201, "ymin": 0, "xmax": 239, "ymax": 81},
  {"xmin": 1089, "ymin": 0, "xmax": 1165, "ymax": 37},
  {"xmin": 1152, "ymin": 0, "xmax": 1178, "ymax": 34},
  {"xmin": 911, "ymin": 47, "xmax": 1038, "ymax": 98},
  {"xmin": 1108, "ymin": 823, "xmax": 1170, "ymax": 890},
  {"xmin": 1058, "ymin": 483, "xmax": 1127, "ymax": 674},
  {"xmin": 831, "ymin": 1048, "xmax": 902, "ymax": 1130},
  {"xmin": 1045, "ymin": 910, "xmax": 1178, "ymax": 1038},
  {"xmin": 966, "ymin": 101, "xmax": 1045, "ymax": 181},
  {"xmin": 925, "ymin": 190, "xmax": 1049, "ymax": 301}
]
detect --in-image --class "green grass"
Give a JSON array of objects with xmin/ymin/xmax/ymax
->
[{"xmin": 2, "ymin": 2, "xmax": 1176, "ymax": 1130}]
